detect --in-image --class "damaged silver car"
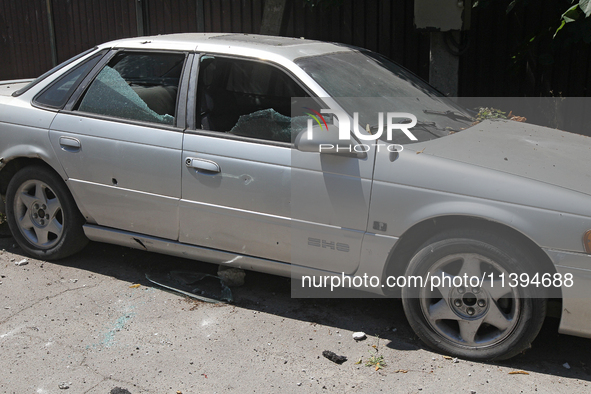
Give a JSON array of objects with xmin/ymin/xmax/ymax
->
[{"xmin": 0, "ymin": 33, "xmax": 590, "ymax": 360}]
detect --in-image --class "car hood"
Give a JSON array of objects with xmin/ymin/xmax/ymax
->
[{"xmin": 406, "ymin": 119, "xmax": 591, "ymax": 196}]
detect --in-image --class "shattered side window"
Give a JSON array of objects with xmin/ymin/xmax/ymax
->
[
  {"xmin": 197, "ymin": 56, "xmax": 310, "ymax": 143},
  {"xmin": 230, "ymin": 109, "xmax": 308, "ymax": 143},
  {"xmin": 77, "ymin": 52, "xmax": 185, "ymax": 126}
]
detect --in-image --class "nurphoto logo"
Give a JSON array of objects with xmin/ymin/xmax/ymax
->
[{"xmin": 304, "ymin": 108, "xmax": 419, "ymax": 153}]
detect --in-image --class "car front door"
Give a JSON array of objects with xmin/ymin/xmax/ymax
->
[
  {"xmin": 179, "ymin": 55, "xmax": 375, "ymax": 274},
  {"xmin": 48, "ymin": 51, "xmax": 192, "ymax": 240}
]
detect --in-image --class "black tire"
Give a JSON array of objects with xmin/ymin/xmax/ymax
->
[
  {"xmin": 6, "ymin": 166, "xmax": 88, "ymax": 260},
  {"xmin": 401, "ymin": 229, "xmax": 546, "ymax": 361},
  {"xmin": 0, "ymin": 197, "xmax": 11, "ymax": 238}
]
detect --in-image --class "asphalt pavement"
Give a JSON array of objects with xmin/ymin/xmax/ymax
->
[{"xmin": 0, "ymin": 236, "xmax": 589, "ymax": 393}]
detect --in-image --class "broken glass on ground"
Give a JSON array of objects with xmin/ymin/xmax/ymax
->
[
  {"xmin": 217, "ymin": 265, "xmax": 245, "ymax": 287},
  {"xmin": 145, "ymin": 270, "xmax": 232, "ymax": 304}
]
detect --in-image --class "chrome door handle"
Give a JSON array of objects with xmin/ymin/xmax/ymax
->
[
  {"xmin": 59, "ymin": 136, "xmax": 81, "ymax": 152},
  {"xmin": 185, "ymin": 157, "xmax": 220, "ymax": 173}
]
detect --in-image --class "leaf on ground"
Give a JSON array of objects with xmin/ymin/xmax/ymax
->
[{"xmin": 508, "ymin": 370, "xmax": 529, "ymax": 375}]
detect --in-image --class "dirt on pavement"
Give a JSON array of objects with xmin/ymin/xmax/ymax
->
[{"xmin": 0, "ymin": 236, "xmax": 590, "ymax": 393}]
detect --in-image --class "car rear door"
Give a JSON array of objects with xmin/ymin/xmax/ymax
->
[{"xmin": 48, "ymin": 51, "xmax": 193, "ymax": 240}]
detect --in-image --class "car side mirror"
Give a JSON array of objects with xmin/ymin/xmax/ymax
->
[{"xmin": 294, "ymin": 124, "xmax": 367, "ymax": 159}]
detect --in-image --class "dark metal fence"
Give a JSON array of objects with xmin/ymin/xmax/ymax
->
[
  {"xmin": 0, "ymin": 0, "xmax": 53, "ymax": 80},
  {"xmin": 1, "ymin": 0, "xmax": 591, "ymax": 100},
  {"xmin": 0, "ymin": 0, "xmax": 428, "ymax": 81}
]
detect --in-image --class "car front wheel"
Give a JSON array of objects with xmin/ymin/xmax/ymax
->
[
  {"xmin": 6, "ymin": 166, "xmax": 88, "ymax": 260},
  {"xmin": 401, "ymin": 229, "xmax": 546, "ymax": 360}
]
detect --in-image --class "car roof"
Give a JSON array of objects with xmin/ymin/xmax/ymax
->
[{"xmin": 99, "ymin": 33, "xmax": 355, "ymax": 62}]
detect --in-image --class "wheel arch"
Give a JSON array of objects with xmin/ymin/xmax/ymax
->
[
  {"xmin": 382, "ymin": 215, "xmax": 562, "ymax": 303},
  {"xmin": 0, "ymin": 157, "xmax": 62, "ymax": 198}
]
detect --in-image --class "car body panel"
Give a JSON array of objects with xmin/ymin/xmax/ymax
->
[
  {"xmin": 371, "ymin": 141, "xmax": 591, "ymax": 253},
  {"xmin": 545, "ymin": 249, "xmax": 591, "ymax": 338},
  {"xmin": 410, "ymin": 119, "xmax": 591, "ymax": 197},
  {"xmin": 48, "ymin": 115, "xmax": 183, "ymax": 240},
  {"xmin": 181, "ymin": 132, "xmax": 375, "ymax": 274},
  {"xmin": 83, "ymin": 223, "xmax": 293, "ymax": 277},
  {"xmin": 180, "ymin": 133, "xmax": 293, "ymax": 261},
  {"xmin": 0, "ymin": 80, "xmax": 33, "ymax": 97},
  {"xmin": 0, "ymin": 96, "xmax": 66, "ymax": 179}
]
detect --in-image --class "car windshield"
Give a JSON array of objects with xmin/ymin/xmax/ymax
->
[{"xmin": 295, "ymin": 50, "xmax": 474, "ymax": 143}]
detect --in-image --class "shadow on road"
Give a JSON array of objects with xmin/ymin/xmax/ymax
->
[{"xmin": 1, "ymin": 237, "xmax": 589, "ymax": 382}]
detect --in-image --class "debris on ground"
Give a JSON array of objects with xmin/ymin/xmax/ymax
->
[
  {"xmin": 563, "ymin": 362, "xmax": 571, "ymax": 369},
  {"xmin": 15, "ymin": 258, "xmax": 28, "ymax": 266},
  {"xmin": 394, "ymin": 369, "xmax": 408, "ymax": 373},
  {"xmin": 507, "ymin": 111, "xmax": 526, "ymax": 122},
  {"xmin": 453, "ymin": 357, "xmax": 459, "ymax": 363},
  {"xmin": 473, "ymin": 107, "xmax": 526, "ymax": 126},
  {"xmin": 110, "ymin": 388, "xmax": 132, "ymax": 394},
  {"xmin": 129, "ymin": 283, "xmax": 141, "ymax": 288},
  {"xmin": 322, "ymin": 350, "xmax": 347, "ymax": 364},
  {"xmin": 352, "ymin": 332, "xmax": 366, "ymax": 341},
  {"xmin": 217, "ymin": 265, "xmax": 246, "ymax": 287},
  {"xmin": 58, "ymin": 382, "xmax": 71, "ymax": 389},
  {"xmin": 508, "ymin": 370, "xmax": 529, "ymax": 375},
  {"xmin": 146, "ymin": 270, "xmax": 232, "ymax": 303}
]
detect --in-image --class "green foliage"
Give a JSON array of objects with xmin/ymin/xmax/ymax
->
[
  {"xmin": 476, "ymin": 0, "xmax": 591, "ymax": 45},
  {"xmin": 555, "ymin": 0, "xmax": 591, "ymax": 39},
  {"xmin": 475, "ymin": 0, "xmax": 591, "ymax": 83},
  {"xmin": 364, "ymin": 337, "xmax": 386, "ymax": 370},
  {"xmin": 0, "ymin": 212, "xmax": 5, "ymax": 225},
  {"xmin": 490, "ymin": 0, "xmax": 591, "ymax": 43},
  {"xmin": 475, "ymin": 107, "xmax": 507, "ymax": 121},
  {"xmin": 365, "ymin": 352, "xmax": 385, "ymax": 370}
]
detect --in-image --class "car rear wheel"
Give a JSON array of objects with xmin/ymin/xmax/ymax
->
[
  {"xmin": 6, "ymin": 166, "xmax": 88, "ymax": 260},
  {"xmin": 401, "ymin": 229, "xmax": 546, "ymax": 360}
]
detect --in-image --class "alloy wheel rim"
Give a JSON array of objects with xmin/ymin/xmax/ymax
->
[
  {"xmin": 14, "ymin": 180, "xmax": 64, "ymax": 249},
  {"xmin": 419, "ymin": 253, "xmax": 521, "ymax": 348}
]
